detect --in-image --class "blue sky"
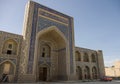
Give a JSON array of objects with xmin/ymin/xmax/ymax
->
[{"xmin": 0, "ymin": 0, "xmax": 120, "ymax": 66}]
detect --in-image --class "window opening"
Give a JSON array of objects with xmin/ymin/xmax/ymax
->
[
  {"xmin": 8, "ymin": 44, "xmax": 12, "ymax": 49},
  {"xmin": 42, "ymin": 52, "xmax": 45, "ymax": 57},
  {"xmin": 7, "ymin": 50, "xmax": 12, "ymax": 55}
]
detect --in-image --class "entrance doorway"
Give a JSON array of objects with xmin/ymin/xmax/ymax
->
[
  {"xmin": 39, "ymin": 67, "xmax": 47, "ymax": 81},
  {"xmin": 36, "ymin": 27, "xmax": 67, "ymax": 81}
]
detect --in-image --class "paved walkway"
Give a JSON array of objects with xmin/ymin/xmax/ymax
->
[{"xmin": 1, "ymin": 80, "xmax": 120, "ymax": 84}]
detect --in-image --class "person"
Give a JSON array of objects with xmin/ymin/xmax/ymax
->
[{"xmin": 1, "ymin": 73, "xmax": 8, "ymax": 82}]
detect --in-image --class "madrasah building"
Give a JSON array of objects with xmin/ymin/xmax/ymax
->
[{"xmin": 0, "ymin": 1, "xmax": 105, "ymax": 82}]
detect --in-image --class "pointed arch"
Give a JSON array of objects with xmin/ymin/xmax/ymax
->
[
  {"xmin": 76, "ymin": 66, "xmax": 82, "ymax": 80},
  {"xmin": 2, "ymin": 39, "xmax": 18, "ymax": 55},
  {"xmin": 0, "ymin": 60, "xmax": 16, "ymax": 75},
  {"xmin": 92, "ymin": 66, "xmax": 97, "ymax": 79},
  {"xmin": 36, "ymin": 26, "xmax": 67, "ymax": 44},
  {"xmin": 84, "ymin": 66, "xmax": 90, "ymax": 79},
  {"xmin": 83, "ymin": 53, "xmax": 89, "ymax": 62},
  {"xmin": 75, "ymin": 51, "xmax": 81, "ymax": 61},
  {"xmin": 35, "ymin": 26, "xmax": 68, "ymax": 81},
  {"xmin": 91, "ymin": 54, "xmax": 96, "ymax": 62}
]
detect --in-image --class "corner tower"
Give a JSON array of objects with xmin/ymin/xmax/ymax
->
[{"xmin": 18, "ymin": 1, "xmax": 76, "ymax": 82}]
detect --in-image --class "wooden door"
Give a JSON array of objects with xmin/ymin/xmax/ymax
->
[{"xmin": 39, "ymin": 67, "xmax": 47, "ymax": 81}]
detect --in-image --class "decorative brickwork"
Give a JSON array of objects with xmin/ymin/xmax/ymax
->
[
  {"xmin": 0, "ymin": 31, "xmax": 22, "ymax": 82},
  {"xmin": 38, "ymin": 8, "xmax": 69, "ymax": 26},
  {"xmin": 27, "ymin": 2, "xmax": 74, "ymax": 74},
  {"xmin": 0, "ymin": 58, "xmax": 16, "ymax": 64},
  {"xmin": 27, "ymin": 2, "xmax": 38, "ymax": 74}
]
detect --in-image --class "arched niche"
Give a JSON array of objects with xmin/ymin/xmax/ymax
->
[
  {"xmin": 83, "ymin": 53, "xmax": 89, "ymax": 62},
  {"xmin": 0, "ymin": 60, "xmax": 16, "ymax": 75},
  {"xmin": 92, "ymin": 66, "xmax": 97, "ymax": 79},
  {"xmin": 75, "ymin": 51, "xmax": 81, "ymax": 61},
  {"xmin": 76, "ymin": 66, "xmax": 82, "ymax": 80},
  {"xmin": 84, "ymin": 66, "xmax": 90, "ymax": 79},
  {"xmin": 91, "ymin": 54, "xmax": 96, "ymax": 62},
  {"xmin": 35, "ymin": 26, "xmax": 68, "ymax": 81},
  {"xmin": 2, "ymin": 39, "xmax": 18, "ymax": 55}
]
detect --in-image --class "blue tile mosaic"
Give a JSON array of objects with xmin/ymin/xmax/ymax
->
[
  {"xmin": 27, "ymin": 3, "xmax": 38, "ymax": 74},
  {"xmin": 37, "ymin": 17, "xmax": 68, "ymax": 39},
  {"xmin": 0, "ymin": 58, "xmax": 16, "ymax": 65},
  {"xmin": 68, "ymin": 18, "xmax": 74, "ymax": 73},
  {"xmin": 27, "ymin": 2, "xmax": 74, "ymax": 74}
]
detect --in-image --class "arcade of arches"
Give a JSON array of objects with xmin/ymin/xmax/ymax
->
[
  {"xmin": 75, "ymin": 48, "xmax": 102, "ymax": 80},
  {"xmin": 76, "ymin": 66, "xmax": 98, "ymax": 80}
]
